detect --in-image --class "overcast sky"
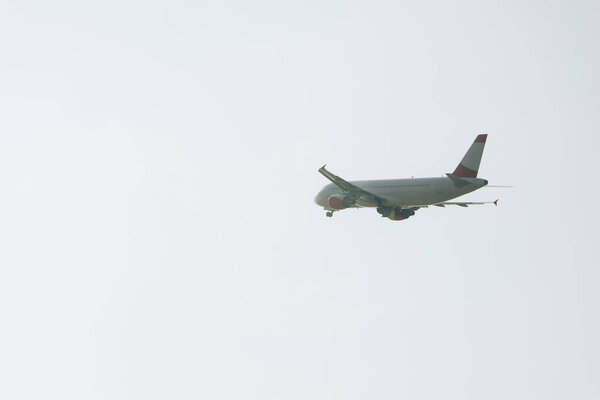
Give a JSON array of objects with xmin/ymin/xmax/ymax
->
[{"xmin": 1, "ymin": 1, "xmax": 599, "ymax": 399}]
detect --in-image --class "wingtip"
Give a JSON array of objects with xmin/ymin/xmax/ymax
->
[{"xmin": 319, "ymin": 164, "xmax": 327, "ymax": 170}]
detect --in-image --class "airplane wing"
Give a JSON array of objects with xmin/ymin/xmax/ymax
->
[
  {"xmin": 433, "ymin": 199, "xmax": 498, "ymax": 208},
  {"xmin": 318, "ymin": 165, "xmax": 388, "ymax": 205}
]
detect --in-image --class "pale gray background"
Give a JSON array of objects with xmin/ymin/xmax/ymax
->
[{"xmin": 1, "ymin": 1, "xmax": 599, "ymax": 399}]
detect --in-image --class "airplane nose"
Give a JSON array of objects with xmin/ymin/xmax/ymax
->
[
  {"xmin": 314, "ymin": 192, "xmax": 325, "ymax": 206},
  {"xmin": 484, "ymin": 179, "xmax": 488, "ymax": 185}
]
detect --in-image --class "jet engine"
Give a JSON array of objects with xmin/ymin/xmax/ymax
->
[
  {"xmin": 327, "ymin": 194, "xmax": 356, "ymax": 210},
  {"xmin": 387, "ymin": 208, "xmax": 415, "ymax": 221}
]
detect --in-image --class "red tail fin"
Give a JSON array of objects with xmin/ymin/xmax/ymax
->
[{"xmin": 452, "ymin": 134, "xmax": 487, "ymax": 178}]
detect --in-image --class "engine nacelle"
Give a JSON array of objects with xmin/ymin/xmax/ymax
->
[
  {"xmin": 328, "ymin": 194, "xmax": 356, "ymax": 210},
  {"xmin": 387, "ymin": 208, "xmax": 415, "ymax": 221}
]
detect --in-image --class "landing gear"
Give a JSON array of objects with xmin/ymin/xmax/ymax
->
[
  {"xmin": 377, "ymin": 206, "xmax": 416, "ymax": 220},
  {"xmin": 377, "ymin": 206, "xmax": 392, "ymax": 218},
  {"xmin": 325, "ymin": 211, "xmax": 334, "ymax": 217}
]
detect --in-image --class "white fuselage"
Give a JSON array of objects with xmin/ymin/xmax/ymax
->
[{"xmin": 314, "ymin": 176, "xmax": 488, "ymax": 210}]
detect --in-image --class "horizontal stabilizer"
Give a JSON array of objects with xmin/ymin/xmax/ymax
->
[
  {"xmin": 435, "ymin": 199, "xmax": 499, "ymax": 207},
  {"xmin": 446, "ymin": 173, "xmax": 471, "ymax": 186}
]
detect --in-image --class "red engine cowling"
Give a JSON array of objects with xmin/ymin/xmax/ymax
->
[{"xmin": 328, "ymin": 194, "xmax": 355, "ymax": 210}]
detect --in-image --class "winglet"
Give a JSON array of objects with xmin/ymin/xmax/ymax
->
[{"xmin": 494, "ymin": 199, "xmax": 499, "ymax": 206}]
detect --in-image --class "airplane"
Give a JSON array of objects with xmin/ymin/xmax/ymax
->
[{"xmin": 314, "ymin": 134, "xmax": 500, "ymax": 221}]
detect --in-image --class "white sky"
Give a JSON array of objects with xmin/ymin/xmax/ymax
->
[{"xmin": 1, "ymin": 1, "xmax": 599, "ymax": 399}]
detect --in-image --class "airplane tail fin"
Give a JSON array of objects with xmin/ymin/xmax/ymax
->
[{"xmin": 452, "ymin": 134, "xmax": 487, "ymax": 178}]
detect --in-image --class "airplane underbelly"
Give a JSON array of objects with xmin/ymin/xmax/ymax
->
[
  {"xmin": 356, "ymin": 199, "xmax": 378, "ymax": 208},
  {"xmin": 388, "ymin": 190, "xmax": 429, "ymax": 206},
  {"xmin": 392, "ymin": 189, "xmax": 456, "ymax": 206}
]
